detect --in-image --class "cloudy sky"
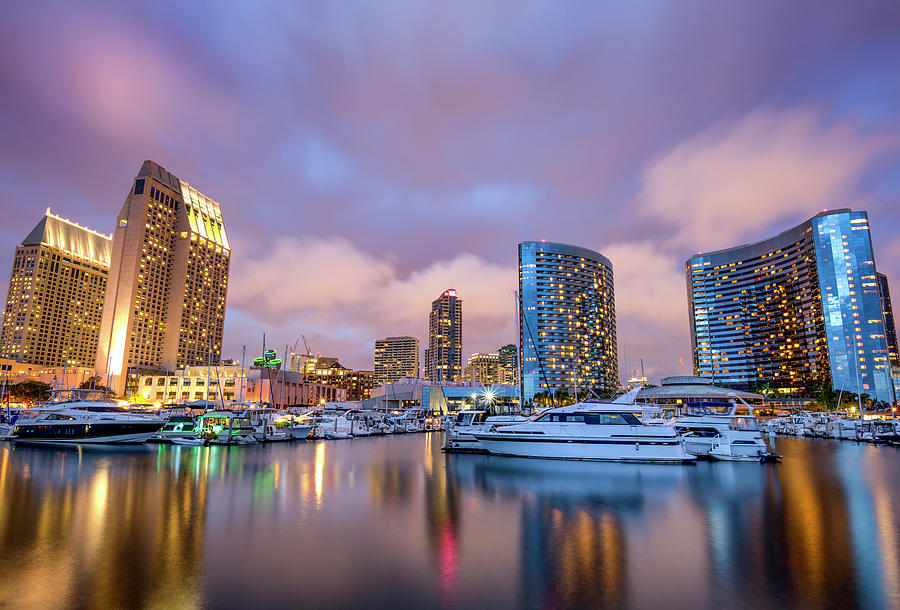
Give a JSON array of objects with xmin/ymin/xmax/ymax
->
[{"xmin": 2, "ymin": 1, "xmax": 899, "ymax": 380}]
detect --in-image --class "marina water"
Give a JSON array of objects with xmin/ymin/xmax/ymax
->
[{"xmin": 1, "ymin": 434, "xmax": 899, "ymax": 608}]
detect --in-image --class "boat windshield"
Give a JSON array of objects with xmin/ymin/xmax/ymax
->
[
  {"xmin": 732, "ymin": 416, "xmax": 759, "ymax": 431},
  {"xmin": 46, "ymin": 389, "xmax": 115, "ymax": 404}
]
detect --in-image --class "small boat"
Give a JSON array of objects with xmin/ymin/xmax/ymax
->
[
  {"xmin": 150, "ymin": 415, "xmax": 197, "ymax": 443},
  {"xmin": 196, "ymin": 410, "xmax": 257, "ymax": 445},
  {"xmin": 444, "ymin": 410, "xmax": 529, "ymax": 452},
  {"xmin": 170, "ymin": 437, "xmax": 206, "ymax": 447},
  {"xmin": 672, "ymin": 401, "xmax": 775, "ymax": 461}
]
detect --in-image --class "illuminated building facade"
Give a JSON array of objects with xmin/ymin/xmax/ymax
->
[
  {"xmin": 305, "ymin": 357, "xmax": 375, "ymax": 401},
  {"xmin": 373, "ymin": 335, "xmax": 420, "ymax": 384},
  {"xmin": 425, "ymin": 289, "xmax": 463, "ymax": 382},
  {"xmin": 498, "ymin": 343, "xmax": 518, "ymax": 384},
  {"xmin": 687, "ymin": 209, "xmax": 895, "ymax": 403},
  {"xmin": 518, "ymin": 241, "xmax": 618, "ymax": 403},
  {"xmin": 96, "ymin": 161, "xmax": 230, "ymax": 396},
  {"xmin": 464, "ymin": 352, "xmax": 501, "ymax": 384},
  {"xmin": 137, "ymin": 365, "xmax": 345, "ymax": 406},
  {"xmin": 876, "ymin": 272, "xmax": 900, "ymax": 368},
  {"xmin": 0, "ymin": 210, "xmax": 111, "ymax": 368}
]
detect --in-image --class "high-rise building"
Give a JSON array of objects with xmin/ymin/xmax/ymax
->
[
  {"xmin": 0, "ymin": 210, "xmax": 111, "ymax": 368},
  {"xmin": 518, "ymin": 242, "xmax": 617, "ymax": 402},
  {"xmin": 374, "ymin": 336, "xmax": 420, "ymax": 384},
  {"xmin": 96, "ymin": 161, "xmax": 231, "ymax": 396},
  {"xmin": 876, "ymin": 272, "xmax": 900, "ymax": 368},
  {"xmin": 498, "ymin": 344, "xmax": 518, "ymax": 385},
  {"xmin": 686, "ymin": 209, "xmax": 895, "ymax": 403},
  {"xmin": 464, "ymin": 352, "xmax": 501, "ymax": 384},
  {"xmin": 425, "ymin": 289, "xmax": 463, "ymax": 382}
]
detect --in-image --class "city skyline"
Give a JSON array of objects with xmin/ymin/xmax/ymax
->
[{"xmin": 1, "ymin": 2, "xmax": 899, "ymax": 379}]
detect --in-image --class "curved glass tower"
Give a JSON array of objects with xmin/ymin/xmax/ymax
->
[
  {"xmin": 686, "ymin": 209, "xmax": 895, "ymax": 403},
  {"xmin": 518, "ymin": 241, "xmax": 617, "ymax": 403}
]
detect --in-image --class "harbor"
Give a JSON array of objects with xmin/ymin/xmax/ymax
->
[{"xmin": 1, "ymin": 432, "xmax": 899, "ymax": 608}]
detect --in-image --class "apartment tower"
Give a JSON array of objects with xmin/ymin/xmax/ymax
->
[
  {"xmin": 374, "ymin": 336, "xmax": 420, "ymax": 384},
  {"xmin": 425, "ymin": 289, "xmax": 463, "ymax": 382},
  {"xmin": 0, "ymin": 210, "xmax": 111, "ymax": 367},
  {"xmin": 96, "ymin": 161, "xmax": 230, "ymax": 396}
]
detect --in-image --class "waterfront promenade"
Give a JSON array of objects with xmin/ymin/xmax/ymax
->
[{"xmin": 0, "ymin": 434, "xmax": 898, "ymax": 608}]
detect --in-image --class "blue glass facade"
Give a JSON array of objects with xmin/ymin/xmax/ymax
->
[
  {"xmin": 518, "ymin": 241, "xmax": 617, "ymax": 403},
  {"xmin": 686, "ymin": 209, "xmax": 895, "ymax": 403}
]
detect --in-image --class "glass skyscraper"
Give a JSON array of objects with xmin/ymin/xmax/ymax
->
[
  {"xmin": 518, "ymin": 241, "xmax": 617, "ymax": 403},
  {"xmin": 686, "ymin": 209, "xmax": 895, "ymax": 403}
]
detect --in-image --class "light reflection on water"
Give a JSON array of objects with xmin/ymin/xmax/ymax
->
[{"xmin": 0, "ymin": 436, "xmax": 898, "ymax": 609}]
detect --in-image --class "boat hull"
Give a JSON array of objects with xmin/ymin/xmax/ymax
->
[
  {"xmin": 12, "ymin": 421, "xmax": 162, "ymax": 444},
  {"xmin": 473, "ymin": 433, "xmax": 695, "ymax": 463}
]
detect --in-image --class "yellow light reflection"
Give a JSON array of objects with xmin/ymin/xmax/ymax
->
[{"xmin": 314, "ymin": 442, "xmax": 326, "ymax": 509}]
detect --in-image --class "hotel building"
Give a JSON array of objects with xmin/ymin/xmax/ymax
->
[
  {"xmin": 686, "ymin": 209, "xmax": 896, "ymax": 403},
  {"xmin": 498, "ymin": 343, "xmax": 518, "ymax": 384},
  {"xmin": 425, "ymin": 289, "xmax": 463, "ymax": 382},
  {"xmin": 464, "ymin": 352, "xmax": 501, "ymax": 384},
  {"xmin": 96, "ymin": 161, "xmax": 230, "ymax": 397},
  {"xmin": 374, "ymin": 335, "xmax": 420, "ymax": 384},
  {"xmin": 518, "ymin": 241, "xmax": 618, "ymax": 403},
  {"xmin": 0, "ymin": 210, "xmax": 111, "ymax": 368},
  {"xmin": 876, "ymin": 272, "xmax": 900, "ymax": 368}
]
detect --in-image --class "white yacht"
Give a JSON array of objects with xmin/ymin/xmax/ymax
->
[
  {"xmin": 472, "ymin": 400, "xmax": 694, "ymax": 463},
  {"xmin": 671, "ymin": 401, "xmax": 777, "ymax": 462},
  {"xmin": 10, "ymin": 389, "xmax": 164, "ymax": 444},
  {"xmin": 444, "ymin": 410, "xmax": 529, "ymax": 452}
]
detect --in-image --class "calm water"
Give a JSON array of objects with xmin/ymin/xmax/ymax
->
[{"xmin": 1, "ymin": 434, "xmax": 899, "ymax": 609}]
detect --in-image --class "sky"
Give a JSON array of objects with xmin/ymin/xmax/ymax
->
[{"xmin": 1, "ymin": 1, "xmax": 899, "ymax": 381}]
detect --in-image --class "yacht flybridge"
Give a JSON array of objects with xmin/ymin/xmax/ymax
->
[
  {"xmin": 10, "ymin": 389, "xmax": 165, "ymax": 444},
  {"xmin": 472, "ymin": 400, "xmax": 695, "ymax": 463}
]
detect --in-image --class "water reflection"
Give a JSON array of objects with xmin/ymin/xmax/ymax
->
[{"xmin": 0, "ymin": 436, "xmax": 898, "ymax": 608}]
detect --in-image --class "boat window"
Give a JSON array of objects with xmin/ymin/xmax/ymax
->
[
  {"xmin": 565, "ymin": 414, "xmax": 586, "ymax": 423},
  {"xmin": 72, "ymin": 406, "xmax": 129, "ymax": 413},
  {"xmin": 585, "ymin": 413, "xmax": 642, "ymax": 425},
  {"xmin": 733, "ymin": 417, "xmax": 759, "ymax": 431}
]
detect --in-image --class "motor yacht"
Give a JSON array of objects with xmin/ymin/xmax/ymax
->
[
  {"xmin": 671, "ymin": 401, "xmax": 777, "ymax": 462},
  {"xmin": 472, "ymin": 400, "xmax": 695, "ymax": 463},
  {"xmin": 10, "ymin": 389, "xmax": 164, "ymax": 444},
  {"xmin": 444, "ymin": 410, "xmax": 529, "ymax": 452}
]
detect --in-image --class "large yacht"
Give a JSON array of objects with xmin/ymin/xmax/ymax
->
[
  {"xmin": 10, "ymin": 389, "xmax": 165, "ymax": 444},
  {"xmin": 472, "ymin": 400, "xmax": 694, "ymax": 463}
]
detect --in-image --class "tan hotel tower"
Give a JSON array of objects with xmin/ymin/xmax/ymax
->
[
  {"xmin": 0, "ymin": 210, "xmax": 111, "ymax": 368},
  {"xmin": 96, "ymin": 161, "xmax": 230, "ymax": 396}
]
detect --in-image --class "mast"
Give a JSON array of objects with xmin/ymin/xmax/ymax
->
[
  {"xmin": 206, "ymin": 336, "xmax": 212, "ymax": 410},
  {"xmin": 514, "ymin": 291, "xmax": 523, "ymax": 412},
  {"xmin": 279, "ymin": 344, "xmax": 288, "ymax": 409},
  {"xmin": 239, "ymin": 345, "xmax": 246, "ymax": 403}
]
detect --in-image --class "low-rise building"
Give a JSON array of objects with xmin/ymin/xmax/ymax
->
[
  {"xmin": 636, "ymin": 376, "xmax": 764, "ymax": 405},
  {"xmin": 135, "ymin": 365, "xmax": 345, "ymax": 407}
]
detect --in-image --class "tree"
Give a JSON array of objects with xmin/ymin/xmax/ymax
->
[{"xmin": 9, "ymin": 381, "xmax": 51, "ymax": 405}]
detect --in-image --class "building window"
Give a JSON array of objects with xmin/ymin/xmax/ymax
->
[{"xmin": 134, "ymin": 179, "xmax": 145, "ymax": 195}]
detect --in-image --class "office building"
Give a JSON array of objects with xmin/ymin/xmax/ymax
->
[
  {"xmin": 96, "ymin": 161, "xmax": 230, "ymax": 396},
  {"xmin": 686, "ymin": 209, "xmax": 895, "ymax": 403},
  {"xmin": 498, "ymin": 343, "xmax": 518, "ymax": 384},
  {"xmin": 425, "ymin": 289, "xmax": 463, "ymax": 382},
  {"xmin": 877, "ymin": 273, "xmax": 900, "ymax": 368},
  {"xmin": 518, "ymin": 241, "xmax": 618, "ymax": 403},
  {"xmin": 373, "ymin": 336, "xmax": 420, "ymax": 384},
  {"xmin": 0, "ymin": 210, "xmax": 111, "ymax": 368},
  {"xmin": 464, "ymin": 352, "xmax": 501, "ymax": 384}
]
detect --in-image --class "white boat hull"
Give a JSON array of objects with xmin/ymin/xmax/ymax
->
[
  {"xmin": 473, "ymin": 433, "xmax": 694, "ymax": 463},
  {"xmin": 14, "ymin": 430, "xmax": 159, "ymax": 444}
]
